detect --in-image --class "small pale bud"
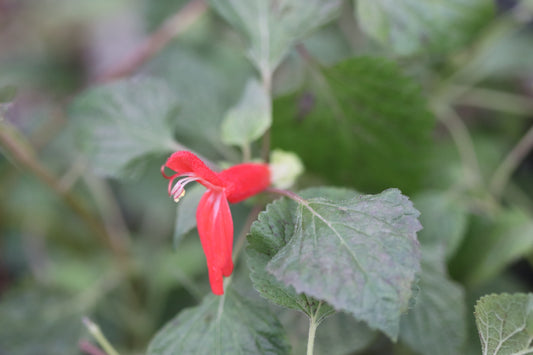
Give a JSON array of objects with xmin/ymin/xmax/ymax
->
[{"xmin": 269, "ymin": 149, "xmax": 304, "ymax": 189}]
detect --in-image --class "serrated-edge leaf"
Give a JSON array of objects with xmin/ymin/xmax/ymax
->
[
  {"xmin": 247, "ymin": 197, "xmax": 333, "ymax": 318},
  {"xmin": 249, "ymin": 187, "xmax": 421, "ymax": 340}
]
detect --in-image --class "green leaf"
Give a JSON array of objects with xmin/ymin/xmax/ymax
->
[
  {"xmin": 399, "ymin": 248, "xmax": 467, "ymax": 355},
  {"xmin": 147, "ymin": 288, "xmax": 290, "ymax": 355},
  {"xmin": 221, "ymin": 78, "xmax": 271, "ymax": 147},
  {"xmin": 68, "ymin": 77, "xmax": 180, "ymax": 178},
  {"xmin": 475, "ymin": 293, "xmax": 533, "ymax": 355},
  {"xmin": 249, "ymin": 187, "xmax": 421, "ymax": 340},
  {"xmin": 173, "ymin": 183, "xmax": 205, "ymax": 246},
  {"xmin": 208, "ymin": 0, "xmax": 342, "ymax": 73},
  {"xmin": 413, "ymin": 191, "xmax": 469, "ymax": 258},
  {"xmin": 247, "ymin": 187, "xmax": 357, "ymax": 316},
  {"xmin": 146, "ymin": 46, "xmax": 250, "ymax": 161},
  {"xmin": 356, "ymin": 0, "xmax": 494, "ymax": 56},
  {"xmin": 0, "ymin": 284, "xmax": 86, "ymax": 355},
  {"xmin": 272, "ymin": 57, "xmax": 434, "ymax": 193},
  {"xmin": 450, "ymin": 208, "xmax": 533, "ymax": 286}
]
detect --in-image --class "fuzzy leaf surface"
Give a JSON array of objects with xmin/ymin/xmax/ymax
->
[
  {"xmin": 147, "ymin": 288, "xmax": 290, "ymax": 354},
  {"xmin": 475, "ymin": 293, "xmax": 533, "ymax": 355},
  {"xmin": 249, "ymin": 187, "xmax": 421, "ymax": 340}
]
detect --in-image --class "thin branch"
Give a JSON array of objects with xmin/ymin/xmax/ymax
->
[
  {"xmin": 95, "ymin": 0, "xmax": 208, "ymax": 83},
  {"xmin": 82, "ymin": 317, "xmax": 120, "ymax": 355},
  {"xmin": 490, "ymin": 124, "xmax": 533, "ymax": 198},
  {"xmin": 79, "ymin": 340, "xmax": 108, "ymax": 355},
  {"xmin": 0, "ymin": 124, "xmax": 131, "ymax": 264},
  {"xmin": 447, "ymin": 85, "xmax": 533, "ymax": 116},
  {"xmin": 431, "ymin": 103, "xmax": 484, "ymax": 188},
  {"xmin": 83, "ymin": 174, "xmax": 133, "ymax": 255}
]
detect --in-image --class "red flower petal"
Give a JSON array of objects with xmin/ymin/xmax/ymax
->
[
  {"xmin": 220, "ymin": 163, "xmax": 271, "ymax": 203},
  {"xmin": 196, "ymin": 189, "xmax": 234, "ymax": 295},
  {"xmin": 165, "ymin": 151, "xmax": 225, "ymax": 188}
]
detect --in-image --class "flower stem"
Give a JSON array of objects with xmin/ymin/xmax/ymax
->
[
  {"xmin": 241, "ymin": 143, "xmax": 252, "ymax": 162},
  {"xmin": 266, "ymin": 187, "xmax": 307, "ymax": 204},
  {"xmin": 82, "ymin": 317, "xmax": 120, "ymax": 355}
]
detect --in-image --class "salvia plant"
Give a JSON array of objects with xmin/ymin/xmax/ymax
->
[{"xmin": 1, "ymin": 1, "xmax": 533, "ymax": 355}]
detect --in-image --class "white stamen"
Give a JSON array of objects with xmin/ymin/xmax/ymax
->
[{"xmin": 169, "ymin": 176, "xmax": 200, "ymax": 203}]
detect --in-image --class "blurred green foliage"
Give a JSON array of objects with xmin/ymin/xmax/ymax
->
[{"xmin": 1, "ymin": 0, "xmax": 533, "ymax": 354}]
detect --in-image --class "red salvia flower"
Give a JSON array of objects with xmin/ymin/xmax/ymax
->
[{"xmin": 162, "ymin": 151, "xmax": 270, "ymax": 295}]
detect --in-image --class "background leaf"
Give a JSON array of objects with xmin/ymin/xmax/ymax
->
[
  {"xmin": 399, "ymin": 248, "xmax": 467, "ymax": 355},
  {"xmin": 272, "ymin": 56, "xmax": 434, "ymax": 194},
  {"xmin": 356, "ymin": 0, "xmax": 494, "ymax": 56},
  {"xmin": 68, "ymin": 77, "xmax": 180, "ymax": 178},
  {"xmin": 146, "ymin": 288, "xmax": 290, "ymax": 355},
  {"xmin": 145, "ymin": 46, "xmax": 250, "ymax": 162},
  {"xmin": 450, "ymin": 208, "xmax": 533, "ymax": 287},
  {"xmin": 221, "ymin": 78, "xmax": 271, "ymax": 148},
  {"xmin": 173, "ymin": 183, "xmax": 205, "ymax": 246},
  {"xmin": 475, "ymin": 293, "xmax": 533, "ymax": 355},
  {"xmin": 249, "ymin": 187, "xmax": 421, "ymax": 340},
  {"xmin": 208, "ymin": 0, "xmax": 342, "ymax": 73},
  {"xmin": 413, "ymin": 191, "xmax": 469, "ymax": 259},
  {"xmin": 0, "ymin": 284, "xmax": 86, "ymax": 355}
]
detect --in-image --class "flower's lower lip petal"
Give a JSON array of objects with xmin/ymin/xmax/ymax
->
[
  {"xmin": 207, "ymin": 265, "xmax": 224, "ymax": 295},
  {"xmin": 196, "ymin": 189, "xmax": 234, "ymax": 295}
]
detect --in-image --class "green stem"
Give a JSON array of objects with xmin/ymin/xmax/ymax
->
[
  {"xmin": 490, "ymin": 124, "xmax": 533, "ymax": 198},
  {"xmin": 241, "ymin": 143, "xmax": 252, "ymax": 162},
  {"xmin": 95, "ymin": 0, "xmax": 207, "ymax": 82},
  {"xmin": 431, "ymin": 103, "xmax": 483, "ymax": 189},
  {"xmin": 448, "ymin": 85, "xmax": 533, "ymax": 116},
  {"xmin": 306, "ymin": 311, "xmax": 319, "ymax": 355},
  {"xmin": 83, "ymin": 317, "xmax": 121, "ymax": 355},
  {"xmin": 0, "ymin": 123, "xmax": 131, "ymax": 264}
]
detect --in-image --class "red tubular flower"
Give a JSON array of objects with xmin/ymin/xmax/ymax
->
[{"xmin": 161, "ymin": 151, "xmax": 270, "ymax": 295}]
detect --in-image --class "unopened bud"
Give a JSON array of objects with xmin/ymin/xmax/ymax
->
[{"xmin": 269, "ymin": 149, "xmax": 304, "ymax": 189}]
